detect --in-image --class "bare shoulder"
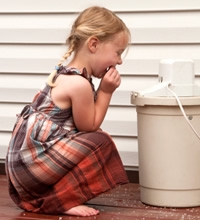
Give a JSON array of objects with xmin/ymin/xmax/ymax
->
[
  {"xmin": 60, "ymin": 74, "xmax": 92, "ymax": 94},
  {"xmin": 52, "ymin": 75, "xmax": 92, "ymax": 98},
  {"xmin": 51, "ymin": 74, "xmax": 93, "ymax": 109}
]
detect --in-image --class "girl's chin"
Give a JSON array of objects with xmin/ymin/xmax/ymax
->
[
  {"xmin": 94, "ymin": 69, "xmax": 107, "ymax": 78},
  {"xmin": 101, "ymin": 72, "xmax": 107, "ymax": 78},
  {"xmin": 95, "ymin": 72, "xmax": 106, "ymax": 78}
]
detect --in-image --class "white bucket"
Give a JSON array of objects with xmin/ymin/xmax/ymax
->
[{"xmin": 131, "ymin": 96, "xmax": 200, "ymax": 207}]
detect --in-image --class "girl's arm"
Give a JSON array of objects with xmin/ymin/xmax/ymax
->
[{"xmin": 72, "ymin": 67, "xmax": 121, "ymax": 131}]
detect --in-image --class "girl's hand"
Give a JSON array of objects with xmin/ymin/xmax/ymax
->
[{"xmin": 99, "ymin": 67, "xmax": 121, "ymax": 94}]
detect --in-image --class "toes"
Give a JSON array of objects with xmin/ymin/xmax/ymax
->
[
  {"xmin": 64, "ymin": 205, "xmax": 99, "ymax": 217},
  {"xmin": 82, "ymin": 207, "xmax": 99, "ymax": 216}
]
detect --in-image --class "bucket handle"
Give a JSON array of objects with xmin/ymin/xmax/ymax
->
[{"xmin": 167, "ymin": 84, "xmax": 200, "ymax": 141}]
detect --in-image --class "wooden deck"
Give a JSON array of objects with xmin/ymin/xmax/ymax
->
[{"xmin": 1, "ymin": 175, "xmax": 200, "ymax": 220}]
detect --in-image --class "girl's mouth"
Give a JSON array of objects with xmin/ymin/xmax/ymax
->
[{"xmin": 106, "ymin": 67, "xmax": 110, "ymax": 72}]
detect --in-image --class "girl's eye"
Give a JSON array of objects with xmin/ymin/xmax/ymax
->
[{"xmin": 117, "ymin": 50, "xmax": 124, "ymax": 56}]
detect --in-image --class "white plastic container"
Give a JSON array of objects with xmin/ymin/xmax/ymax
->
[{"xmin": 131, "ymin": 59, "xmax": 200, "ymax": 207}]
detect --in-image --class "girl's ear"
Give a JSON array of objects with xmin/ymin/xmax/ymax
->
[{"xmin": 87, "ymin": 36, "xmax": 100, "ymax": 53}]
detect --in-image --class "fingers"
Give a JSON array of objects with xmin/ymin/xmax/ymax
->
[
  {"xmin": 105, "ymin": 67, "xmax": 121, "ymax": 86},
  {"xmin": 100, "ymin": 67, "xmax": 121, "ymax": 93}
]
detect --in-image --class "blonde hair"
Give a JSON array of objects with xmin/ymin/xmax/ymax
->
[{"xmin": 47, "ymin": 6, "xmax": 130, "ymax": 87}]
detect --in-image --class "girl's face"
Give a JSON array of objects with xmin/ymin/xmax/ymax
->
[{"xmin": 91, "ymin": 31, "xmax": 129, "ymax": 78}]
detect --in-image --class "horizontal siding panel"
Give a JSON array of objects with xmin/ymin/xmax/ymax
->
[
  {"xmin": 0, "ymin": 88, "xmax": 37, "ymax": 103},
  {"xmin": 120, "ymin": 11, "xmax": 200, "ymax": 28},
  {"xmin": 0, "ymin": 117, "xmax": 14, "ymax": 132},
  {"xmin": 0, "ymin": 103, "xmax": 137, "ymax": 123},
  {"xmin": 0, "ymin": 58, "xmax": 168, "ymax": 75},
  {"xmin": 118, "ymin": 59, "xmax": 200, "ymax": 76},
  {"xmin": 0, "ymin": 58, "xmax": 60, "ymax": 74},
  {"xmin": 1, "ymin": 74, "xmax": 200, "ymax": 104},
  {"xmin": 0, "ymin": 103, "xmax": 26, "ymax": 116},
  {"xmin": 111, "ymin": 91, "xmax": 132, "ymax": 106},
  {"xmin": 1, "ymin": 44, "xmax": 200, "ymax": 62},
  {"xmin": 132, "ymin": 27, "xmax": 200, "ymax": 44},
  {"xmin": 0, "ymin": 14, "xmax": 75, "ymax": 28},
  {"xmin": 0, "ymin": 116, "xmax": 137, "ymax": 137},
  {"xmin": 102, "ymin": 121, "xmax": 137, "ymax": 137},
  {"xmin": 120, "ymin": 151, "xmax": 138, "ymax": 168},
  {"xmin": 1, "ymin": 12, "xmax": 200, "ymax": 29},
  {"xmin": 127, "ymin": 45, "xmax": 200, "ymax": 59},
  {"xmin": 1, "ymin": 27, "xmax": 200, "ymax": 44},
  {"xmin": 1, "ymin": 11, "xmax": 200, "ymax": 45},
  {"xmin": 0, "ymin": 0, "xmax": 200, "ymax": 13},
  {"xmin": 0, "ymin": 88, "xmax": 133, "ymax": 106},
  {"xmin": 105, "ymin": 106, "xmax": 137, "ymax": 122},
  {"xmin": 0, "ymin": 75, "xmax": 46, "ymax": 89},
  {"xmin": 0, "ymin": 28, "xmax": 67, "ymax": 44},
  {"xmin": 113, "ymin": 136, "xmax": 138, "ymax": 154},
  {"xmin": 1, "ymin": 58, "xmax": 200, "ymax": 76},
  {"xmin": 0, "ymin": 45, "xmax": 66, "ymax": 59}
]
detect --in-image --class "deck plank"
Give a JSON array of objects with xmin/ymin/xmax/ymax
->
[{"xmin": 1, "ymin": 175, "xmax": 200, "ymax": 220}]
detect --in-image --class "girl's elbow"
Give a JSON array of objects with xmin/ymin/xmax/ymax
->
[{"xmin": 76, "ymin": 124, "xmax": 100, "ymax": 132}]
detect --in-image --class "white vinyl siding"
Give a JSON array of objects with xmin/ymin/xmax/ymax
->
[{"xmin": 1, "ymin": 0, "xmax": 200, "ymax": 170}]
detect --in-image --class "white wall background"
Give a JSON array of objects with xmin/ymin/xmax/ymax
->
[{"xmin": 0, "ymin": 0, "xmax": 200, "ymax": 170}]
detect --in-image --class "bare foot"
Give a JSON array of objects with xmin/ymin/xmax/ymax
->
[{"xmin": 64, "ymin": 205, "xmax": 99, "ymax": 216}]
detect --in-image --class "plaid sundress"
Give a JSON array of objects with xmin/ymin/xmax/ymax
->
[{"xmin": 5, "ymin": 66, "xmax": 129, "ymax": 214}]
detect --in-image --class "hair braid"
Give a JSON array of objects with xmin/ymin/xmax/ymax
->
[{"xmin": 47, "ymin": 36, "xmax": 77, "ymax": 87}]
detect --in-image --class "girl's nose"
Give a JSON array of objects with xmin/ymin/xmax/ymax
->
[{"xmin": 117, "ymin": 57, "xmax": 123, "ymax": 65}]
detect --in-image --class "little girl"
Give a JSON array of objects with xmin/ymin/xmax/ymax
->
[{"xmin": 6, "ymin": 6, "xmax": 130, "ymax": 217}]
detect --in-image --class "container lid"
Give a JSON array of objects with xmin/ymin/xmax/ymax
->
[
  {"xmin": 131, "ymin": 59, "xmax": 200, "ymax": 106},
  {"xmin": 131, "ymin": 93, "xmax": 200, "ymax": 106}
]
